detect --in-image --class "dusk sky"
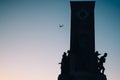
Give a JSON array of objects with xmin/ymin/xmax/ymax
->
[{"xmin": 0, "ymin": 0, "xmax": 120, "ymax": 80}]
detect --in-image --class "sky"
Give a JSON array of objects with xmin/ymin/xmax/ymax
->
[{"xmin": 0, "ymin": 0, "xmax": 120, "ymax": 80}]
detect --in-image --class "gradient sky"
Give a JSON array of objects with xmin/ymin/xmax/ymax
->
[{"xmin": 0, "ymin": 0, "xmax": 120, "ymax": 80}]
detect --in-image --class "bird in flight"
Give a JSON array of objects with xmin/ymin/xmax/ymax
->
[{"xmin": 59, "ymin": 24, "xmax": 64, "ymax": 27}]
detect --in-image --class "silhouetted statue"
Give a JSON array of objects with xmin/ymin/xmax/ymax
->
[
  {"xmin": 98, "ymin": 53, "xmax": 107, "ymax": 74},
  {"xmin": 95, "ymin": 51, "xmax": 101, "ymax": 62},
  {"xmin": 59, "ymin": 52, "xmax": 69, "ymax": 74},
  {"xmin": 95, "ymin": 51, "xmax": 101, "ymax": 73},
  {"xmin": 67, "ymin": 50, "xmax": 70, "ymax": 54}
]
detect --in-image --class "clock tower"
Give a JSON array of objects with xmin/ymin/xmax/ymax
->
[
  {"xmin": 70, "ymin": 1, "xmax": 96, "ymax": 72},
  {"xmin": 58, "ymin": 1, "xmax": 98, "ymax": 80}
]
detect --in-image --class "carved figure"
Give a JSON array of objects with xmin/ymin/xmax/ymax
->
[
  {"xmin": 98, "ymin": 53, "xmax": 107, "ymax": 74},
  {"xmin": 95, "ymin": 51, "xmax": 101, "ymax": 63},
  {"xmin": 60, "ymin": 52, "xmax": 69, "ymax": 74}
]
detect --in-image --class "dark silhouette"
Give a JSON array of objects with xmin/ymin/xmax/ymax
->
[
  {"xmin": 59, "ymin": 52, "xmax": 69, "ymax": 74},
  {"xmin": 98, "ymin": 53, "xmax": 107, "ymax": 74},
  {"xmin": 95, "ymin": 51, "xmax": 101, "ymax": 63},
  {"xmin": 58, "ymin": 1, "xmax": 108, "ymax": 80},
  {"xmin": 95, "ymin": 51, "xmax": 101, "ymax": 73},
  {"xmin": 98, "ymin": 73, "xmax": 107, "ymax": 80}
]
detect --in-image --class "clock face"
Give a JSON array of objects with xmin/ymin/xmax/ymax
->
[{"xmin": 76, "ymin": 9, "xmax": 89, "ymax": 20}]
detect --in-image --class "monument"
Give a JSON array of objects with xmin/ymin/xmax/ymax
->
[{"xmin": 58, "ymin": 1, "xmax": 107, "ymax": 80}]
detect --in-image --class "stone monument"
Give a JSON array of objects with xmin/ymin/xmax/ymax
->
[{"xmin": 58, "ymin": 1, "xmax": 107, "ymax": 80}]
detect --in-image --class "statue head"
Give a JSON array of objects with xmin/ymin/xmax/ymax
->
[
  {"xmin": 104, "ymin": 53, "xmax": 107, "ymax": 57},
  {"xmin": 67, "ymin": 50, "xmax": 70, "ymax": 54},
  {"xmin": 95, "ymin": 51, "xmax": 101, "ymax": 56},
  {"xmin": 63, "ymin": 52, "xmax": 67, "ymax": 57}
]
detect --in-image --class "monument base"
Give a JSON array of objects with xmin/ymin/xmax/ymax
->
[
  {"xmin": 58, "ymin": 74, "xmax": 74, "ymax": 80},
  {"xmin": 98, "ymin": 73, "xmax": 107, "ymax": 80},
  {"xmin": 73, "ymin": 72, "xmax": 97, "ymax": 80},
  {"xmin": 58, "ymin": 72, "xmax": 97, "ymax": 80},
  {"xmin": 58, "ymin": 72, "xmax": 107, "ymax": 80}
]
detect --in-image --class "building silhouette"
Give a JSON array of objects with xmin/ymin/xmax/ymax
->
[{"xmin": 58, "ymin": 1, "xmax": 107, "ymax": 80}]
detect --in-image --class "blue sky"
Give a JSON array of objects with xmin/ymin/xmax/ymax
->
[{"xmin": 0, "ymin": 0, "xmax": 120, "ymax": 80}]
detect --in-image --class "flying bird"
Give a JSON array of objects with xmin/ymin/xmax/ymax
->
[{"xmin": 59, "ymin": 24, "xmax": 64, "ymax": 27}]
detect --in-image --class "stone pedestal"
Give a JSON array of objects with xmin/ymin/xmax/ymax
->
[
  {"xmin": 58, "ymin": 73, "xmax": 107, "ymax": 80},
  {"xmin": 98, "ymin": 73, "xmax": 107, "ymax": 80},
  {"xmin": 58, "ymin": 74, "xmax": 73, "ymax": 80}
]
